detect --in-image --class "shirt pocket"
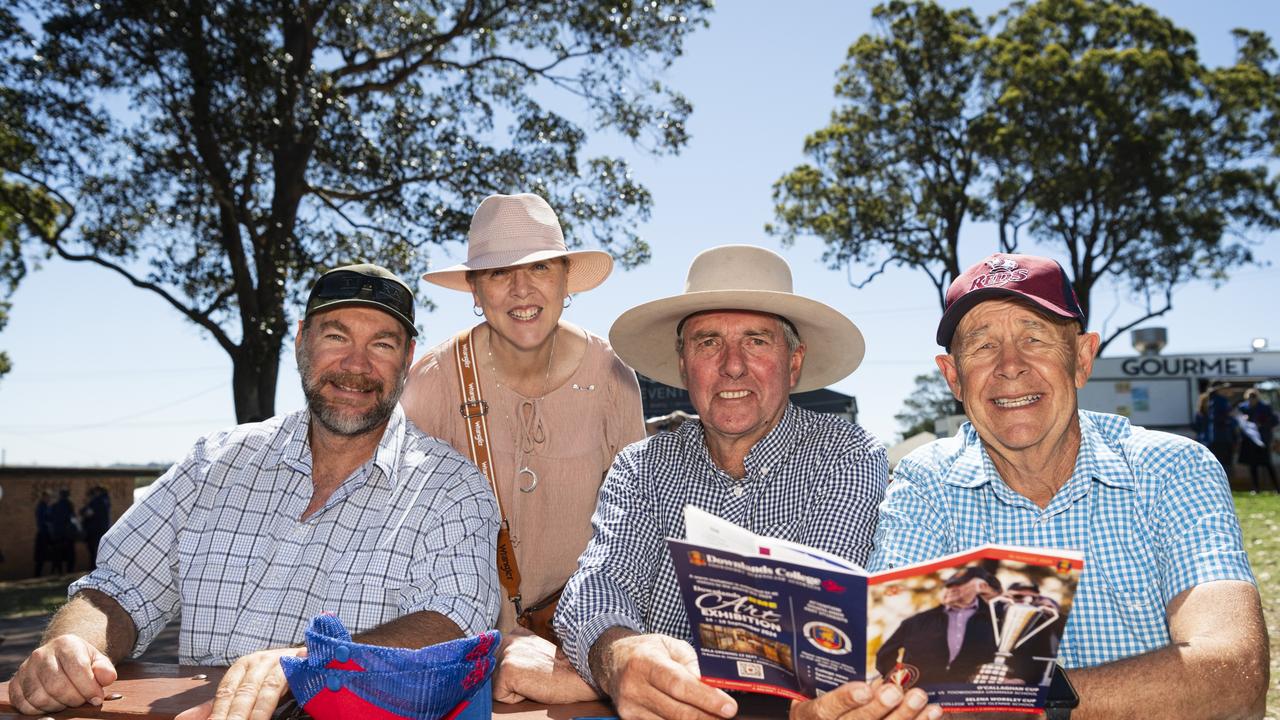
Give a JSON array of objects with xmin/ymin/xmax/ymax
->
[
  {"xmin": 321, "ymin": 549, "xmax": 405, "ymax": 632},
  {"xmin": 758, "ymin": 511, "xmax": 804, "ymax": 541}
]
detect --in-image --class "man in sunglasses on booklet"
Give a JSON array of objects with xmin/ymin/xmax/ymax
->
[{"xmin": 8, "ymin": 264, "xmax": 501, "ymax": 719}]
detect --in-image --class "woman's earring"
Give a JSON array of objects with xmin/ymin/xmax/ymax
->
[
  {"xmin": 563, "ymin": 295, "xmax": 573, "ymax": 309},
  {"xmin": 473, "ymin": 305, "xmax": 484, "ymax": 317}
]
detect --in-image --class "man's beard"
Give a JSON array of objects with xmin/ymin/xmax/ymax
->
[{"xmin": 298, "ymin": 348, "xmax": 407, "ymax": 437}]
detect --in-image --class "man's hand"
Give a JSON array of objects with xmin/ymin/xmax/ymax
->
[
  {"xmin": 790, "ymin": 679, "xmax": 942, "ymax": 720},
  {"xmin": 175, "ymin": 647, "xmax": 303, "ymax": 720},
  {"xmin": 491, "ymin": 628, "xmax": 599, "ymax": 704},
  {"xmin": 602, "ymin": 633, "xmax": 736, "ymax": 720},
  {"xmin": 7, "ymin": 633, "xmax": 118, "ymax": 714}
]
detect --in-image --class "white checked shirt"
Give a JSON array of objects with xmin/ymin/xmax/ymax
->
[
  {"xmin": 71, "ymin": 406, "xmax": 500, "ymax": 665},
  {"xmin": 869, "ymin": 410, "xmax": 1255, "ymax": 669},
  {"xmin": 555, "ymin": 403, "xmax": 888, "ymax": 688}
]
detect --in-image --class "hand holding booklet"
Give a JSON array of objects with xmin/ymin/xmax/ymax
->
[{"xmin": 667, "ymin": 506, "xmax": 1082, "ymax": 713}]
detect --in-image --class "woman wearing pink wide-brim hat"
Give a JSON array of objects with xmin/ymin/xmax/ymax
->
[{"xmin": 400, "ymin": 193, "xmax": 645, "ymax": 705}]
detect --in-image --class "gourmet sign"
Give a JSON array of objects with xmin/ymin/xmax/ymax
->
[{"xmin": 1101, "ymin": 353, "xmax": 1280, "ymax": 378}]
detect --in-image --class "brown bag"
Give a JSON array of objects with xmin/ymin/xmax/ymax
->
[{"xmin": 516, "ymin": 586, "xmax": 563, "ymax": 644}]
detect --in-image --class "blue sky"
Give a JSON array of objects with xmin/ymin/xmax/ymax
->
[{"xmin": 2, "ymin": 0, "xmax": 1278, "ymax": 467}]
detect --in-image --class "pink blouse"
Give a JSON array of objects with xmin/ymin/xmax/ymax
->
[{"xmin": 401, "ymin": 325, "xmax": 646, "ymax": 632}]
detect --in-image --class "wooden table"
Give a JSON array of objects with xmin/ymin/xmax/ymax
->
[
  {"xmin": 0, "ymin": 663, "xmax": 616, "ymax": 719},
  {"xmin": 0, "ymin": 664, "xmax": 227, "ymax": 719}
]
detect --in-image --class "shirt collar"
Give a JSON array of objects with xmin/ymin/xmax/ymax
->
[
  {"xmin": 264, "ymin": 405, "xmax": 405, "ymax": 490},
  {"xmin": 943, "ymin": 411, "xmax": 1136, "ymax": 492},
  {"xmin": 681, "ymin": 402, "xmax": 803, "ymax": 481},
  {"xmin": 1074, "ymin": 411, "xmax": 1137, "ymax": 491}
]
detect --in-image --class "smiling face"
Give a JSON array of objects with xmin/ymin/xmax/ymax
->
[
  {"xmin": 936, "ymin": 299, "xmax": 1099, "ymax": 464},
  {"xmin": 296, "ymin": 306, "xmax": 414, "ymax": 437},
  {"xmin": 677, "ymin": 310, "xmax": 805, "ymax": 458},
  {"xmin": 468, "ymin": 258, "xmax": 569, "ymax": 352}
]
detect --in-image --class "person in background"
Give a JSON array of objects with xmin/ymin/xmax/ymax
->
[
  {"xmin": 33, "ymin": 491, "xmax": 53, "ymax": 578},
  {"xmin": 402, "ymin": 193, "xmax": 645, "ymax": 705},
  {"xmin": 1238, "ymin": 389, "xmax": 1278, "ymax": 494},
  {"xmin": 1206, "ymin": 386, "xmax": 1237, "ymax": 473},
  {"xmin": 47, "ymin": 490, "xmax": 77, "ymax": 574},
  {"xmin": 7, "ymin": 264, "xmax": 500, "ymax": 720},
  {"xmin": 870, "ymin": 252, "xmax": 1267, "ymax": 718},
  {"xmin": 79, "ymin": 487, "xmax": 111, "ymax": 566}
]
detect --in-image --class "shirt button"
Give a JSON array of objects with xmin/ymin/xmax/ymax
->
[
  {"xmin": 732, "ymin": 486, "xmax": 745, "ymax": 498},
  {"xmin": 334, "ymin": 645, "xmax": 350, "ymax": 663},
  {"xmin": 325, "ymin": 674, "xmax": 342, "ymax": 692}
]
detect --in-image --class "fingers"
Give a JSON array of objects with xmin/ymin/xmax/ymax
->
[
  {"xmin": 490, "ymin": 658, "xmax": 528, "ymax": 704},
  {"xmin": 89, "ymin": 650, "xmax": 119, "ymax": 688},
  {"xmin": 8, "ymin": 635, "xmax": 113, "ymax": 714},
  {"xmin": 608, "ymin": 635, "xmax": 736, "ymax": 720},
  {"xmin": 790, "ymin": 681, "xmax": 941, "ymax": 720},
  {"xmin": 201, "ymin": 649, "xmax": 295, "ymax": 720}
]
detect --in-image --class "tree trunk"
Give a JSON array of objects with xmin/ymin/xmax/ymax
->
[{"xmin": 231, "ymin": 333, "xmax": 284, "ymax": 423}]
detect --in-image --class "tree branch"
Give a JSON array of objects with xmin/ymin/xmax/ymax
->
[
  {"xmin": 44, "ymin": 238, "xmax": 238, "ymax": 354},
  {"xmin": 1096, "ymin": 288, "xmax": 1173, "ymax": 356}
]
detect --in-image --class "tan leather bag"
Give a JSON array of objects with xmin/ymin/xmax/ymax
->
[{"xmin": 515, "ymin": 586, "xmax": 563, "ymax": 644}]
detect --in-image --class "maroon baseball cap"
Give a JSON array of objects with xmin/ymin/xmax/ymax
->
[{"xmin": 936, "ymin": 253, "xmax": 1084, "ymax": 348}]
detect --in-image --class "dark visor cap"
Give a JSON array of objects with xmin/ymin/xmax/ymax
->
[
  {"xmin": 937, "ymin": 253, "xmax": 1084, "ymax": 348},
  {"xmin": 305, "ymin": 264, "xmax": 417, "ymax": 336}
]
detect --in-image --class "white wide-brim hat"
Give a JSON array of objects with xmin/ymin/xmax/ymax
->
[
  {"xmin": 422, "ymin": 193, "xmax": 614, "ymax": 293},
  {"xmin": 609, "ymin": 244, "xmax": 865, "ymax": 393}
]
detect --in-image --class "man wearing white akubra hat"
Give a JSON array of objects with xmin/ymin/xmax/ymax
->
[{"xmin": 555, "ymin": 246, "xmax": 938, "ymax": 719}]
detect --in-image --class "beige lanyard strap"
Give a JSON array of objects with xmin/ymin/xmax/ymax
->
[{"xmin": 454, "ymin": 327, "xmax": 524, "ymax": 614}]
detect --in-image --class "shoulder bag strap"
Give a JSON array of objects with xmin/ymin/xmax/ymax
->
[{"xmin": 454, "ymin": 327, "xmax": 524, "ymax": 615}]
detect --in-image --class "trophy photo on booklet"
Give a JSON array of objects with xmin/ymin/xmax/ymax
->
[{"xmin": 972, "ymin": 594, "xmax": 1060, "ymax": 685}]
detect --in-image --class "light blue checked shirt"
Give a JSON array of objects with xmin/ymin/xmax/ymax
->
[
  {"xmin": 555, "ymin": 403, "xmax": 888, "ymax": 688},
  {"xmin": 71, "ymin": 406, "xmax": 500, "ymax": 665},
  {"xmin": 868, "ymin": 410, "xmax": 1254, "ymax": 669}
]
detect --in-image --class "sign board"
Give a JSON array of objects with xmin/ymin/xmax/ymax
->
[
  {"xmin": 1090, "ymin": 351, "xmax": 1280, "ymax": 380},
  {"xmin": 1078, "ymin": 377, "xmax": 1194, "ymax": 428}
]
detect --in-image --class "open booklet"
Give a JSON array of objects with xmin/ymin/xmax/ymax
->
[{"xmin": 667, "ymin": 506, "xmax": 1083, "ymax": 713}]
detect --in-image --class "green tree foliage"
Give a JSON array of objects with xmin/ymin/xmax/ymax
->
[
  {"xmin": 766, "ymin": 1, "xmax": 991, "ymax": 306},
  {"xmin": 0, "ymin": 3, "xmax": 52, "ymax": 381},
  {"xmin": 771, "ymin": 0, "xmax": 1280, "ymax": 354},
  {"xmin": 894, "ymin": 369, "xmax": 957, "ymax": 440},
  {"xmin": 2, "ymin": 0, "xmax": 712, "ymax": 420},
  {"xmin": 986, "ymin": 0, "xmax": 1280, "ymax": 353}
]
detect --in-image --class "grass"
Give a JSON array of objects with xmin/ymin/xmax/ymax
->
[
  {"xmin": 1233, "ymin": 491, "xmax": 1280, "ymax": 718},
  {"xmin": 0, "ymin": 572, "xmax": 83, "ymax": 618}
]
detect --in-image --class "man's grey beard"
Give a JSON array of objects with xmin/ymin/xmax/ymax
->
[{"xmin": 297, "ymin": 345, "xmax": 408, "ymax": 437}]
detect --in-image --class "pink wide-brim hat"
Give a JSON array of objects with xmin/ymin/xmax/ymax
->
[
  {"xmin": 609, "ymin": 244, "xmax": 865, "ymax": 393},
  {"xmin": 422, "ymin": 193, "xmax": 614, "ymax": 293}
]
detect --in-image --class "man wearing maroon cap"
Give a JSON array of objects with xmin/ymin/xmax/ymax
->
[{"xmin": 868, "ymin": 253, "xmax": 1267, "ymax": 718}]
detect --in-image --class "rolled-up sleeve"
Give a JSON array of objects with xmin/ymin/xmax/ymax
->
[
  {"xmin": 69, "ymin": 442, "xmax": 205, "ymax": 656},
  {"xmin": 399, "ymin": 464, "xmax": 501, "ymax": 636}
]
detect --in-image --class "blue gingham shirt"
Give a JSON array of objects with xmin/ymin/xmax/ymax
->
[
  {"xmin": 555, "ymin": 403, "xmax": 888, "ymax": 687},
  {"xmin": 869, "ymin": 410, "xmax": 1254, "ymax": 669},
  {"xmin": 71, "ymin": 406, "xmax": 500, "ymax": 665}
]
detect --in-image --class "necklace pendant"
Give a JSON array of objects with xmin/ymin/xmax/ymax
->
[{"xmin": 517, "ymin": 467, "xmax": 538, "ymax": 493}]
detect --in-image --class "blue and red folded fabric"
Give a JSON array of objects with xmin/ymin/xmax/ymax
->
[{"xmin": 281, "ymin": 614, "xmax": 499, "ymax": 720}]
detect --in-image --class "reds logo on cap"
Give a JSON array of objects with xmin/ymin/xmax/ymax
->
[
  {"xmin": 937, "ymin": 252, "xmax": 1085, "ymax": 348},
  {"xmin": 971, "ymin": 256, "xmax": 1029, "ymax": 290}
]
